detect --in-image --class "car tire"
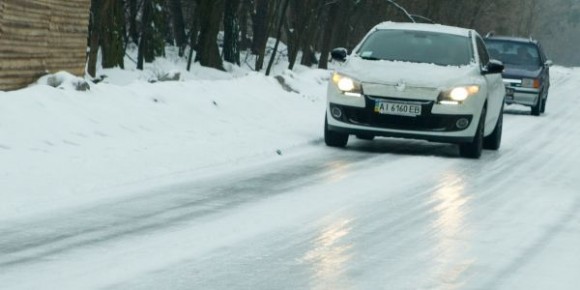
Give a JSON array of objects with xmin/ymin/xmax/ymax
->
[
  {"xmin": 483, "ymin": 104, "xmax": 503, "ymax": 151},
  {"xmin": 325, "ymin": 116, "xmax": 348, "ymax": 148},
  {"xmin": 541, "ymin": 94, "xmax": 548, "ymax": 113},
  {"xmin": 459, "ymin": 106, "xmax": 485, "ymax": 159},
  {"xmin": 531, "ymin": 95, "xmax": 542, "ymax": 116},
  {"xmin": 356, "ymin": 134, "xmax": 375, "ymax": 141}
]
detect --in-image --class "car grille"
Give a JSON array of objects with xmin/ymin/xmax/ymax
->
[{"xmin": 331, "ymin": 96, "xmax": 472, "ymax": 132}]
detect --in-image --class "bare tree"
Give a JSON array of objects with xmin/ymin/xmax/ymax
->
[
  {"xmin": 87, "ymin": 0, "xmax": 125, "ymax": 77},
  {"xmin": 266, "ymin": 0, "xmax": 291, "ymax": 75},
  {"xmin": 251, "ymin": 0, "xmax": 277, "ymax": 71},
  {"xmin": 317, "ymin": 1, "xmax": 339, "ymax": 69}
]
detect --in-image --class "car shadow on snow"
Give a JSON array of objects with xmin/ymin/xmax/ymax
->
[{"xmin": 344, "ymin": 138, "xmax": 460, "ymax": 159}]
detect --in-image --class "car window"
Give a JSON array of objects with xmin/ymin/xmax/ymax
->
[
  {"xmin": 484, "ymin": 40, "xmax": 542, "ymax": 67},
  {"xmin": 476, "ymin": 37, "xmax": 490, "ymax": 66},
  {"xmin": 356, "ymin": 30, "xmax": 473, "ymax": 67}
]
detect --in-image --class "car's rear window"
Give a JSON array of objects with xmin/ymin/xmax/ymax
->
[
  {"xmin": 356, "ymin": 30, "xmax": 473, "ymax": 66},
  {"xmin": 485, "ymin": 40, "xmax": 541, "ymax": 67}
]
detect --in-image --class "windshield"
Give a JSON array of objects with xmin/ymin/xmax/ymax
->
[
  {"xmin": 356, "ymin": 29, "xmax": 473, "ymax": 66},
  {"xmin": 485, "ymin": 40, "xmax": 541, "ymax": 67}
]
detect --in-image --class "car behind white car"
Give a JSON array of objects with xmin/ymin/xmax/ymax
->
[{"xmin": 325, "ymin": 22, "xmax": 506, "ymax": 159}]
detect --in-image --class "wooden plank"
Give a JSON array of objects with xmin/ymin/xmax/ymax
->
[{"xmin": 0, "ymin": 0, "xmax": 91, "ymax": 91}]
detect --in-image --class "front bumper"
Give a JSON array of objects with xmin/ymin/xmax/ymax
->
[
  {"xmin": 505, "ymin": 86, "xmax": 540, "ymax": 107},
  {"xmin": 327, "ymin": 123, "xmax": 474, "ymax": 143},
  {"xmin": 327, "ymin": 95, "xmax": 478, "ymax": 144}
]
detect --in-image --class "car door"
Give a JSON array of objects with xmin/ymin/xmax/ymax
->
[{"xmin": 476, "ymin": 35, "xmax": 504, "ymax": 133}]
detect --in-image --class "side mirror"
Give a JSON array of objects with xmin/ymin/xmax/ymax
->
[
  {"xmin": 331, "ymin": 47, "xmax": 348, "ymax": 62},
  {"xmin": 483, "ymin": 59, "xmax": 504, "ymax": 75},
  {"xmin": 545, "ymin": 60, "xmax": 553, "ymax": 67}
]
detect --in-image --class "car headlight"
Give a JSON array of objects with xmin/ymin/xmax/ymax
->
[
  {"xmin": 439, "ymin": 85, "xmax": 480, "ymax": 104},
  {"xmin": 521, "ymin": 78, "xmax": 540, "ymax": 88},
  {"xmin": 332, "ymin": 72, "xmax": 363, "ymax": 97}
]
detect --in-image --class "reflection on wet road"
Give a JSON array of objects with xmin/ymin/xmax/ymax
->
[
  {"xmin": 431, "ymin": 172, "xmax": 470, "ymax": 290},
  {"xmin": 303, "ymin": 218, "xmax": 353, "ymax": 290}
]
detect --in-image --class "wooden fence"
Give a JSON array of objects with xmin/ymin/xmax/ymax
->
[{"xmin": 0, "ymin": 0, "xmax": 90, "ymax": 91}]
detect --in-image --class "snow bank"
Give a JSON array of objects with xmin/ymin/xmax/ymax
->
[
  {"xmin": 37, "ymin": 71, "xmax": 91, "ymax": 91},
  {"xmin": 0, "ymin": 62, "xmax": 329, "ymax": 221}
]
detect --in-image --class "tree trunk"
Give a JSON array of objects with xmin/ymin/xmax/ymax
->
[
  {"xmin": 195, "ymin": 0, "xmax": 225, "ymax": 71},
  {"xmin": 266, "ymin": 0, "xmax": 290, "ymax": 76},
  {"xmin": 299, "ymin": 14, "xmax": 319, "ymax": 67},
  {"xmin": 526, "ymin": 0, "xmax": 538, "ymax": 35},
  {"xmin": 239, "ymin": 0, "xmax": 252, "ymax": 50},
  {"xmin": 223, "ymin": 0, "xmax": 241, "ymax": 65},
  {"xmin": 128, "ymin": 0, "xmax": 139, "ymax": 44},
  {"xmin": 187, "ymin": 2, "xmax": 200, "ymax": 71},
  {"xmin": 168, "ymin": 0, "xmax": 187, "ymax": 56},
  {"xmin": 287, "ymin": 0, "xmax": 325, "ymax": 70},
  {"xmin": 251, "ymin": 0, "xmax": 269, "ymax": 56},
  {"xmin": 87, "ymin": 0, "xmax": 102, "ymax": 78},
  {"xmin": 318, "ymin": 2, "xmax": 339, "ymax": 69},
  {"xmin": 101, "ymin": 0, "xmax": 125, "ymax": 69},
  {"xmin": 251, "ymin": 0, "xmax": 275, "ymax": 71},
  {"xmin": 287, "ymin": 0, "xmax": 310, "ymax": 71},
  {"xmin": 138, "ymin": 0, "xmax": 153, "ymax": 70}
]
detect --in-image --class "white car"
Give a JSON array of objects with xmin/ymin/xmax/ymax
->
[{"xmin": 325, "ymin": 22, "xmax": 506, "ymax": 158}]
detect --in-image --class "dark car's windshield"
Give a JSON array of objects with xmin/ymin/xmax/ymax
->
[
  {"xmin": 485, "ymin": 40, "xmax": 541, "ymax": 67},
  {"xmin": 356, "ymin": 30, "xmax": 473, "ymax": 66}
]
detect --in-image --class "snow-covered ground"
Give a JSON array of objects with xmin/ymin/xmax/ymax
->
[
  {"xmin": 1, "ymin": 51, "xmax": 580, "ymax": 289},
  {"xmin": 0, "ymin": 54, "xmax": 577, "ymax": 222},
  {"xmin": 0, "ymin": 50, "xmax": 328, "ymax": 221}
]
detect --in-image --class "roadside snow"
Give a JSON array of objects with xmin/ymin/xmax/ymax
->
[{"xmin": 0, "ymin": 62, "xmax": 328, "ymax": 221}]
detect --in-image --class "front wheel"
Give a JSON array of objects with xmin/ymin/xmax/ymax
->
[
  {"xmin": 484, "ymin": 104, "xmax": 503, "ymax": 151},
  {"xmin": 531, "ymin": 95, "xmax": 542, "ymax": 116},
  {"xmin": 324, "ymin": 116, "xmax": 348, "ymax": 148},
  {"xmin": 459, "ymin": 107, "xmax": 485, "ymax": 159},
  {"xmin": 541, "ymin": 94, "xmax": 548, "ymax": 113}
]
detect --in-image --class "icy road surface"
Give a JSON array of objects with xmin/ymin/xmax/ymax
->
[{"xmin": 2, "ymin": 71, "xmax": 580, "ymax": 290}]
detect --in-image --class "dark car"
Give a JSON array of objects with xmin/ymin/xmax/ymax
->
[{"xmin": 484, "ymin": 35, "xmax": 552, "ymax": 116}]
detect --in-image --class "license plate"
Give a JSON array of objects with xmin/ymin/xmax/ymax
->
[{"xmin": 374, "ymin": 101, "xmax": 422, "ymax": 117}]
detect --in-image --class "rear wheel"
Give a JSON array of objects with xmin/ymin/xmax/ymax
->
[
  {"xmin": 324, "ymin": 116, "xmax": 348, "ymax": 148},
  {"xmin": 459, "ymin": 107, "xmax": 485, "ymax": 159},
  {"xmin": 483, "ymin": 104, "xmax": 503, "ymax": 151}
]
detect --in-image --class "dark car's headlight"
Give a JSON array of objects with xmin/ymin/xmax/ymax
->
[
  {"xmin": 438, "ymin": 85, "xmax": 480, "ymax": 104},
  {"xmin": 521, "ymin": 78, "xmax": 540, "ymax": 88},
  {"xmin": 332, "ymin": 73, "xmax": 363, "ymax": 97}
]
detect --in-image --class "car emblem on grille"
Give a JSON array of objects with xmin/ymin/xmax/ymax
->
[{"xmin": 395, "ymin": 81, "xmax": 407, "ymax": 92}]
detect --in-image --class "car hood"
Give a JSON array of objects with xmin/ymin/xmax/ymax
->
[
  {"xmin": 338, "ymin": 57, "xmax": 481, "ymax": 88},
  {"xmin": 502, "ymin": 64, "xmax": 542, "ymax": 79}
]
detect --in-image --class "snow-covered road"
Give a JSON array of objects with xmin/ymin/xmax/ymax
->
[{"xmin": 1, "ymin": 68, "xmax": 580, "ymax": 289}]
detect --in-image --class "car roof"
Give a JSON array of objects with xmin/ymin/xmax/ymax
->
[
  {"xmin": 485, "ymin": 36, "xmax": 538, "ymax": 45},
  {"xmin": 373, "ymin": 22, "xmax": 472, "ymax": 37}
]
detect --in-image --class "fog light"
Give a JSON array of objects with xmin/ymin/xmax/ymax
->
[
  {"xmin": 456, "ymin": 118, "xmax": 469, "ymax": 129},
  {"xmin": 331, "ymin": 107, "xmax": 343, "ymax": 119}
]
